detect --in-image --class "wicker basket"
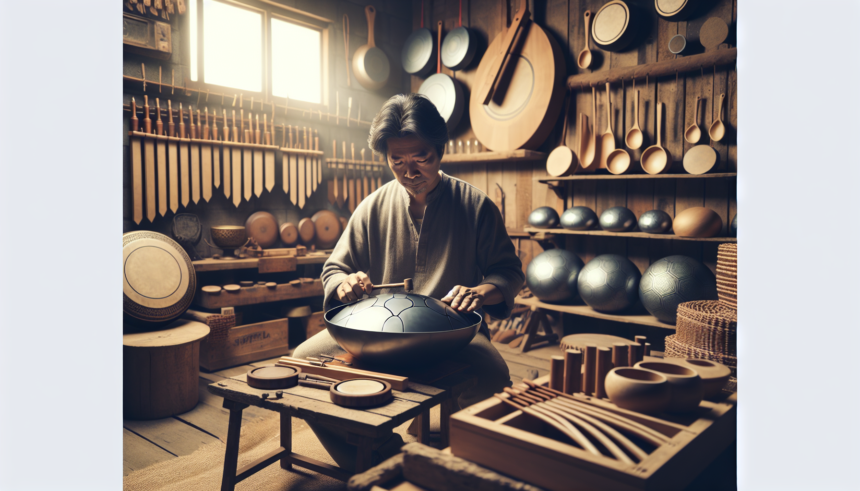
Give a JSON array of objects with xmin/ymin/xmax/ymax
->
[
  {"xmin": 675, "ymin": 315, "xmax": 736, "ymax": 354},
  {"xmin": 665, "ymin": 334, "xmax": 737, "ymax": 378},
  {"xmin": 676, "ymin": 300, "xmax": 737, "ymax": 327}
]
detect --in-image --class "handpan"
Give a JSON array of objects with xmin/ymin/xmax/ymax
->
[
  {"xmin": 325, "ymin": 293, "xmax": 481, "ymax": 366},
  {"xmin": 123, "ymin": 231, "xmax": 197, "ymax": 325}
]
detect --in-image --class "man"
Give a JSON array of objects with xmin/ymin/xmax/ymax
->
[{"xmin": 293, "ymin": 93, "xmax": 524, "ymax": 470}]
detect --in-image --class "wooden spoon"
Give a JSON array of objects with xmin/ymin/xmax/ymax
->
[
  {"xmin": 599, "ymin": 83, "xmax": 615, "ymax": 169},
  {"xmin": 546, "ymin": 89, "xmax": 578, "ymax": 177},
  {"xmin": 708, "ymin": 93, "xmax": 726, "ymax": 142},
  {"xmin": 578, "ymin": 113, "xmax": 592, "ymax": 172},
  {"xmin": 625, "ymin": 89, "xmax": 643, "ymax": 149},
  {"xmin": 580, "ymin": 87, "xmax": 598, "ymax": 171},
  {"xmin": 640, "ymin": 102, "xmax": 671, "ymax": 174},
  {"xmin": 577, "ymin": 11, "xmax": 593, "ymax": 69},
  {"xmin": 684, "ymin": 96, "xmax": 702, "ymax": 144}
]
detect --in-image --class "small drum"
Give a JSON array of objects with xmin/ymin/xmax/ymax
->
[
  {"xmin": 247, "ymin": 365, "xmax": 301, "ymax": 390},
  {"xmin": 330, "ymin": 379, "xmax": 393, "ymax": 408}
]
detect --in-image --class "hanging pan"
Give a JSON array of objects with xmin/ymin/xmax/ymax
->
[
  {"xmin": 353, "ymin": 5, "xmax": 390, "ymax": 90},
  {"xmin": 591, "ymin": 1, "xmax": 642, "ymax": 52},
  {"xmin": 401, "ymin": 0, "xmax": 435, "ymax": 76},
  {"xmin": 418, "ymin": 21, "xmax": 465, "ymax": 130},
  {"xmin": 441, "ymin": 0, "xmax": 478, "ymax": 71}
]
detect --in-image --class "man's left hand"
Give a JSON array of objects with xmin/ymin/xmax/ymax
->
[{"xmin": 441, "ymin": 285, "xmax": 489, "ymax": 313}]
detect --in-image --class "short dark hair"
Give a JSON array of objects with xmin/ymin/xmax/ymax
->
[{"xmin": 368, "ymin": 93, "xmax": 448, "ymax": 159}]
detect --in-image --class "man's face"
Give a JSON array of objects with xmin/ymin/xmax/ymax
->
[{"xmin": 386, "ymin": 134, "xmax": 441, "ymax": 197}]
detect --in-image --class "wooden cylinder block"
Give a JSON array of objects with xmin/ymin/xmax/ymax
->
[
  {"xmin": 123, "ymin": 319, "xmax": 210, "ymax": 420},
  {"xmin": 628, "ymin": 342, "xmax": 643, "ymax": 366},
  {"xmin": 644, "ymin": 342, "xmax": 651, "ymax": 357},
  {"xmin": 612, "ymin": 343, "xmax": 629, "ymax": 368},
  {"xmin": 595, "ymin": 347, "xmax": 612, "ymax": 399},
  {"xmin": 563, "ymin": 349, "xmax": 582, "ymax": 394},
  {"xmin": 635, "ymin": 335, "xmax": 647, "ymax": 346},
  {"xmin": 549, "ymin": 356, "xmax": 565, "ymax": 391},
  {"xmin": 582, "ymin": 344, "xmax": 597, "ymax": 395}
]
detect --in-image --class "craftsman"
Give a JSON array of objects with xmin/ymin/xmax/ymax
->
[{"xmin": 293, "ymin": 93, "xmax": 525, "ymax": 471}]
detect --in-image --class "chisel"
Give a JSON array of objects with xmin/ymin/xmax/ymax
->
[
  {"xmin": 281, "ymin": 124, "xmax": 289, "ymax": 196},
  {"xmin": 221, "ymin": 109, "xmax": 230, "ymax": 199},
  {"xmin": 167, "ymin": 100, "xmax": 178, "ymax": 213},
  {"xmin": 264, "ymin": 113, "xmax": 275, "ymax": 193},
  {"xmin": 201, "ymin": 107, "xmax": 213, "ymax": 202},
  {"xmin": 304, "ymin": 127, "xmax": 311, "ymax": 199},
  {"xmin": 315, "ymin": 129, "xmax": 321, "ymax": 187},
  {"xmin": 289, "ymin": 125, "xmax": 297, "ymax": 206},
  {"xmin": 254, "ymin": 113, "xmax": 263, "ymax": 197},
  {"xmin": 231, "ymin": 109, "xmax": 241, "ymax": 207},
  {"xmin": 191, "ymin": 107, "xmax": 201, "ymax": 204},
  {"xmin": 242, "ymin": 109, "xmax": 252, "ymax": 202},
  {"xmin": 349, "ymin": 143, "xmax": 356, "ymax": 213},
  {"xmin": 212, "ymin": 109, "xmax": 220, "ymax": 190},
  {"xmin": 179, "ymin": 103, "xmax": 189, "ymax": 208},
  {"xmin": 298, "ymin": 127, "xmax": 306, "ymax": 208},
  {"xmin": 130, "ymin": 98, "xmax": 144, "ymax": 224},
  {"xmin": 311, "ymin": 128, "xmax": 318, "ymax": 193},
  {"xmin": 155, "ymin": 99, "xmax": 168, "ymax": 217},
  {"xmin": 143, "ymin": 96, "xmax": 157, "ymax": 222}
]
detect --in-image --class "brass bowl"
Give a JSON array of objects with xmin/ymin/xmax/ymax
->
[{"xmin": 210, "ymin": 226, "xmax": 247, "ymax": 248}]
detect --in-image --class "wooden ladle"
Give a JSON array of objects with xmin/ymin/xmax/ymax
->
[
  {"xmin": 599, "ymin": 83, "xmax": 615, "ymax": 169},
  {"xmin": 577, "ymin": 11, "xmax": 593, "ymax": 69},
  {"xmin": 625, "ymin": 89, "xmax": 643, "ymax": 149},
  {"xmin": 640, "ymin": 102, "xmax": 671, "ymax": 174},
  {"xmin": 708, "ymin": 93, "xmax": 726, "ymax": 142},
  {"xmin": 684, "ymin": 96, "xmax": 702, "ymax": 144}
]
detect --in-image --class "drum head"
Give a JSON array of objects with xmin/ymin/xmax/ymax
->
[
  {"xmin": 402, "ymin": 28, "xmax": 434, "ymax": 75},
  {"xmin": 419, "ymin": 73, "xmax": 464, "ymax": 129},
  {"xmin": 441, "ymin": 26, "xmax": 476, "ymax": 70},
  {"xmin": 123, "ymin": 231, "xmax": 196, "ymax": 324}
]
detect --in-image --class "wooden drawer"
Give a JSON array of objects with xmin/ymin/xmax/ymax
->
[{"xmin": 200, "ymin": 318, "xmax": 291, "ymax": 371}]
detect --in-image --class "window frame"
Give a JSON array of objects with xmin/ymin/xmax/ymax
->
[{"xmin": 186, "ymin": 0, "xmax": 330, "ymax": 110}]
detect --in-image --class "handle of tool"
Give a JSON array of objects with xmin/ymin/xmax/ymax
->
[
  {"xmin": 365, "ymin": 6, "xmax": 376, "ymax": 47},
  {"xmin": 131, "ymin": 98, "xmax": 139, "ymax": 132}
]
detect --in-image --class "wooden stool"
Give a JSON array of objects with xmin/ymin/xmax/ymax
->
[{"xmin": 123, "ymin": 319, "xmax": 210, "ymax": 420}]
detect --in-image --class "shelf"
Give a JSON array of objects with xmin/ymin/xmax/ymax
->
[
  {"xmin": 193, "ymin": 252, "xmax": 330, "ymax": 272},
  {"xmin": 515, "ymin": 295, "xmax": 675, "ymax": 330},
  {"xmin": 193, "ymin": 279, "xmax": 324, "ymax": 309},
  {"xmin": 523, "ymin": 227, "xmax": 737, "ymax": 242},
  {"xmin": 536, "ymin": 173, "xmax": 737, "ymax": 182},
  {"xmin": 442, "ymin": 149, "xmax": 547, "ymax": 165}
]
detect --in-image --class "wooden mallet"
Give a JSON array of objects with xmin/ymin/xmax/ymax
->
[{"xmin": 373, "ymin": 278, "xmax": 413, "ymax": 292}]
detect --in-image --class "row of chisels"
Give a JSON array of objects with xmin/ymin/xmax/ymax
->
[
  {"xmin": 127, "ymin": 95, "xmax": 324, "ymax": 224},
  {"xmin": 327, "ymin": 142, "xmax": 386, "ymax": 213}
]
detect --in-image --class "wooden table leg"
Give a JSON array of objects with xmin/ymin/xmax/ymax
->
[
  {"xmin": 440, "ymin": 399, "xmax": 455, "ymax": 448},
  {"xmin": 280, "ymin": 411, "xmax": 292, "ymax": 470},
  {"xmin": 349, "ymin": 434, "xmax": 376, "ymax": 474},
  {"xmin": 221, "ymin": 399, "xmax": 249, "ymax": 491},
  {"xmin": 416, "ymin": 409, "xmax": 430, "ymax": 444}
]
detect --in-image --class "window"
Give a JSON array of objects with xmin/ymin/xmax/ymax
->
[{"xmin": 188, "ymin": 0, "xmax": 328, "ymax": 106}]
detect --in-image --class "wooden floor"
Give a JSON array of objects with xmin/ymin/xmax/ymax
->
[{"xmin": 123, "ymin": 341, "xmax": 736, "ymax": 489}]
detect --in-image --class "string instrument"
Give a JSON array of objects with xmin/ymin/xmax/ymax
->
[{"xmin": 469, "ymin": 0, "xmax": 566, "ymax": 151}]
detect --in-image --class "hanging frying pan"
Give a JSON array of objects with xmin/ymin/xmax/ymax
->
[
  {"xmin": 353, "ymin": 5, "xmax": 390, "ymax": 91},
  {"xmin": 591, "ymin": 1, "xmax": 641, "ymax": 52},
  {"xmin": 418, "ymin": 21, "xmax": 465, "ymax": 130},
  {"xmin": 441, "ymin": 0, "xmax": 477, "ymax": 71},
  {"xmin": 401, "ymin": 0, "xmax": 434, "ymax": 76}
]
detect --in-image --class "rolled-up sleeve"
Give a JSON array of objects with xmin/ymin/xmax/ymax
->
[
  {"xmin": 321, "ymin": 208, "xmax": 369, "ymax": 310},
  {"xmin": 475, "ymin": 200, "xmax": 525, "ymax": 319}
]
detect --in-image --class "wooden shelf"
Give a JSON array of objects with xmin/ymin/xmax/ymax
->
[
  {"xmin": 442, "ymin": 149, "xmax": 547, "ymax": 165},
  {"xmin": 515, "ymin": 295, "xmax": 675, "ymax": 330},
  {"xmin": 523, "ymin": 227, "xmax": 737, "ymax": 242},
  {"xmin": 536, "ymin": 173, "xmax": 737, "ymax": 182},
  {"xmin": 193, "ymin": 279, "xmax": 324, "ymax": 309},
  {"xmin": 193, "ymin": 253, "xmax": 330, "ymax": 272}
]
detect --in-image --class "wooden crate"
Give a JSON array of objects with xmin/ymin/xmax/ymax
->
[
  {"xmin": 449, "ymin": 378, "xmax": 736, "ymax": 491},
  {"xmin": 199, "ymin": 318, "xmax": 291, "ymax": 371}
]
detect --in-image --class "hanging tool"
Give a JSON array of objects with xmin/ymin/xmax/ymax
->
[
  {"xmin": 343, "ymin": 14, "xmax": 351, "ymax": 87},
  {"xmin": 201, "ymin": 107, "xmax": 213, "ymax": 202},
  {"xmin": 330, "ymin": 139, "xmax": 338, "ymax": 205},
  {"xmin": 212, "ymin": 109, "xmax": 220, "ymax": 191},
  {"xmin": 313, "ymin": 129, "xmax": 320, "ymax": 192},
  {"xmin": 349, "ymin": 143, "xmax": 356, "ymax": 213},
  {"xmin": 166, "ymin": 100, "xmax": 178, "ymax": 213},
  {"xmin": 143, "ymin": 96, "xmax": 157, "ymax": 222},
  {"xmin": 289, "ymin": 125, "xmax": 297, "ymax": 206},
  {"xmin": 178, "ymin": 103, "xmax": 189, "ymax": 207},
  {"xmin": 304, "ymin": 127, "xmax": 312, "ymax": 199},
  {"xmin": 281, "ymin": 124, "xmax": 289, "ymax": 197},
  {"xmin": 189, "ymin": 106, "xmax": 201, "ymax": 204},
  {"xmin": 253, "ymin": 113, "xmax": 263, "ymax": 197},
  {"xmin": 229, "ymin": 109, "xmax": 240, "ymax": 206},
  {"xmin": 130, "ymin": 98, "xmax": 144, "ymax": 224},
  {"xmin": 297, "ymin": 127, "xmax": 306, "ymax": 208},
  {"xmin": 264, "ymin": 114, "xmax": 275, "ymax": 193},
  {"xmin": 155, "ymin": 99, "xmax": 168, "ymax": 217},
  {"xmin": 242, "ymin": 109, "xmax": 252, "ymax": 202},
  {"xmin": 342, "ymin": 141, "xmax": 348, "ymax": 203}
]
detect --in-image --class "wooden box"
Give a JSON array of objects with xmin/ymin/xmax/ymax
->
[
  {"xmin": 199, "ymin": 318, "xmax": 291, "ymax": 371},
  {"xmin": 449, "ymin": 379, "xmax": 736, "ymax": 491}
]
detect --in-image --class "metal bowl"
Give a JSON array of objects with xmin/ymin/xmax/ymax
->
[
  {"xmin": 210, "ymin": 226, "xmax": 247, "ymax": 248},
  {"xmin": 324, "ymin": 293, "xmax": 481, "ymax": 367}
]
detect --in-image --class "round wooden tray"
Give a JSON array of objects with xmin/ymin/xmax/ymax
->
[
  {"xmin": 247, "ymin": 365, "xmax": 300, "ymax": 390},
  {"xmin": 329, "ymin": 379, "xmax": 393, "ymax": 408},
  {"xmin": 312, "ymin": 210, "xmax": 342, "ymax": 249},
  {"xmin": 280, "ymin": 222, "xmax": 299, "ymax": 247},
  {"xmin": 298, "ymin": 218, "xmax": 316, "ymax": 245},
  {"xmin": 123, "ymin": 231, "xmax": 197, "ymax": 325},
  {"xmin": 245, "ymin": 211, "xmax": 278, "ymax": 248}
]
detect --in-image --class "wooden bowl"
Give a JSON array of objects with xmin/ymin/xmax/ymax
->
[
  {"xmin": 247, "ymin": 365, "xmax": 300, "ymax": 390},
  {"xmin": 604, "ymin": 367, "xmax": 671, "ymax": 414},
  {"xmin": 673, "ymin": 207, "xmax": 722, "ymax": 238},
  {"xmin": 329, "ymin": 379, "xmax": 392, "ymax": 408},
  {"xmin": 634, "ymin": 361, "xmax": 703, "ymax": 413},
  {"xmin": 210, "ymin": 226, "xmax": 247, "ymax": 249},
  {"xmin": 645, "ymin": 358, "xmax": 731, "ymax": 399}
]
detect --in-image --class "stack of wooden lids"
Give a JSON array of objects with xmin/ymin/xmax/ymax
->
[
  {"xmin": 665, "ymin": 300, "xmax": 737, "ymax": 380},
  {"xmin": 716, "ymin": 243, "xmax": 737, "ymax": 309}
]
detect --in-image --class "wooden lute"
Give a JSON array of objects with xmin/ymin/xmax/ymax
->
[{"xmin": 469, "ymin": 0, "xmax": 566, "ymax": 151}]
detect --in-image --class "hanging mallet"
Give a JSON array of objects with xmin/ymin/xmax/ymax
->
[{"xmin": 373, "ymin": 278, "xmax": 413, "ymax": 292}]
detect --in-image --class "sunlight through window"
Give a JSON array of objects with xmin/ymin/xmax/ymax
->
[
  {"xmin": 202, "ymin": 0, "xmax": 262, "ymax": 92},
  {"xmin": 271, "ymin": 18, "xmax": 322, "ymax": 104}
]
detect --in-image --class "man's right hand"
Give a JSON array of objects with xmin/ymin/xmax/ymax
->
[{"xmin": 336, "ymin": 272, "xmax": 373, "ymax": 303}]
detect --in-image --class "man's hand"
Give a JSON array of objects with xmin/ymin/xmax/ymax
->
[
  {"xmin": 336, "ymin": 272, "xmax": 373, "ymax": 303},
  {"xmin": 441, "ymin": 285, "xmax": 488, "ymax": 312}
]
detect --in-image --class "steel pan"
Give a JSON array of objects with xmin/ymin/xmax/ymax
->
[
  {"xmin": 402, "ymin": 28, "xmax": 435, "ymax": 76},
  {"xmin": 324, "ymin": 293, "xmax": 481, "ymax": 366}
]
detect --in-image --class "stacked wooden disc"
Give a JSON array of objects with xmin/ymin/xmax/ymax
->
[
  {"xmin": 716, "ymin": 243, "xmax": 737, "ymax": 309},
  {"xmin": 665, "ymin": 300, "xmax": 737, "ymax": 380}
]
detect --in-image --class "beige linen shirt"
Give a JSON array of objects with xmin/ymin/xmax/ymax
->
[{"xmin": 321, "ymin": 172, "xmax": 524, "ymax": 333}]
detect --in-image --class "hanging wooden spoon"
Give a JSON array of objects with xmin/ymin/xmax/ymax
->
[
  {"xmin": 581, "ymin": 86, "xmax": 598, "ymax": 171},
  {"xmin": 546, "ymin": 89, "xmax": 577, "ymax": 177},
  {"xmin": 640, "ymin": 102, "xmax": 671, "ymax": 174},
  {"xmin": 684, "ymin": 96, "xmax": 702, "ymax": 144},
  {"xmin": 577, "ymin": 11, "xmax": 593, "ymax": 69},
  {"xmin": 599, "ymin": 82, "xmax": 615, "ymax": 169},
  {"xmin": 708, "ymin": 93, "xmax": 726, "ymax": 142},
  {"xmin": 625, "ymin": 89, "xmax": 643, "ymax": 149}
]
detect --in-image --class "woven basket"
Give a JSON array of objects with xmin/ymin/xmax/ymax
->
[
  {"xmin": 676, "ymin": 300, "xmax": 737, "ymax": 327},
  {"xmin": 205, "ymin": 314, "xmax": 236, "ymax": 344},
  {"xmin": 665, "ymin": 334, "xmax": 737, "ymax": 378},
  {"xmin": 675, "ymin": 315, "xmax": 736, "ymax": 353}
]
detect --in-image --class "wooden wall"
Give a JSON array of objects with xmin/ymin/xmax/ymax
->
[{"xmin": 412, "ymin": 0, "xmax": 737, "ymax": 276}]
